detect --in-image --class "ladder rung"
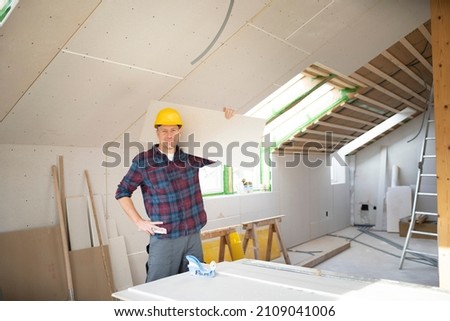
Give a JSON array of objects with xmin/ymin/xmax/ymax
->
[
  {"xmin": 405, "ymin": 249, "xmax": 438, "ymax": 257},
  {"xmin": 415, "ymin": 211, "xmax": 438, "ymax": 216},
  {"xmin": 425, "ymin": 137, "xmax": 435, "ymax": 140},
  {"xmin": 420, "ymin": 174, "xmax": 437, "ymax": 177},
  {"xmin": 428, "ymin": 119, "xmax": 435, "ymax": 123},
  {"xmin": 411, "ymin": 230, "xmax": 438, "ymax": 237},
  {"xmin": 423, "ymin": 155, "xmax": 436, "ymax": 158},
  {"xmin": 418, "ymin": 192, "xmax": 437, "ymax": 196}
]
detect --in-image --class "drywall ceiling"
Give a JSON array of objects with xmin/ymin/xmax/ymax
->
[{"xmin": 0, "ymin": 0, "xmax": 431, "ymax": 150}]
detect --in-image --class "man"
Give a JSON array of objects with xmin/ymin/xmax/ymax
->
[{"xmin": 115, "ymin": 107, "xmax": 233, "ymax": 282}]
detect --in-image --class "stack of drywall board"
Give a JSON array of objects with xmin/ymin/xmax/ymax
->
[
  {"xmin": 113, "ymin": 259, "xmax": 450, "ymax": 301},
  {"xmin": 0, "ymin": 194, "xmax": 134, "ymax": 300},
  {"xmin": 0, "ymin": 225, "xmax": 68, "ymax": 300},
  {"xmin": 65, "ymin": 193, "xmax": 134, "ymax": 299}
]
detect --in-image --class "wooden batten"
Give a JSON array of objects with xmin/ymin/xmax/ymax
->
[{"xmin": 431, "ymin": 0, "xmax": 450, "ymax": 291}]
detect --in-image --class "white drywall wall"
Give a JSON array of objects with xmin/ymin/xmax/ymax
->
[{"xmin": 353, "ymin": 115, "xmax": 429, "ymax": 227}]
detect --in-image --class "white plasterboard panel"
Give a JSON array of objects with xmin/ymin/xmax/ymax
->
[
  {"xmin": 165, "ymin": 24, "xmax": 309, "ymax": 110},
  {"xmin": 108, "ymin": 236, "xmax": 134, "ymax": 291},
  {"xmin": 65, "ymin": 0, "xmax": 268, "ymax": 77},
  {"xmin": 0, "ymin": 0, "xmax": 101, "ymax": 121},
  {"xmin": 113, "ymin": 259, "xmax": 450, "ymax": 300},
  {"xmin": 140, "ymin": 100, "xmax": 266, "ymax": 167},
  {"xmin": 376, "ymin": 146, "xmax": 388, "ymax": 230},
  {"xmin": 66, "ymin": 196, "xmax": 91, "ymax": 250},
  {"xmin": 285, "ymin": 0, "xmax": 378, "ymax": 54},
  {"xmin": 106, "ymin": 218, "xmax": 119, "ymax": 238},
  {"xmin": 250, "ymin": 0, "xmax": 332, "ymax": 45},
  {"xmin": 123, "ymin": 231, "xmax": 149, "ymax": 255},
  {"xmin": 309, "ymin": 0, "xmax": 430, "ymax": 75},
  {"xmin": 0, "ymin": 52, "xmax": 179, "ymax": 147},
  {"xmin": 88, "ymin": 194, "xmax": 109, "ymax": 246},
  {"xmin": 386, "ymin": 186, "xmax": 411, "ymax": 233},
  {"xmin": 127, "ymin": 252, "xmax": 148, "ymax": 286}
]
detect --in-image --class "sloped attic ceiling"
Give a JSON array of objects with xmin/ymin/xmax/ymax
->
[
  {"xmin": 0, "ymin": 0, "xmax": 431, "ymax": 151},
  {"xmin": 275, "ymin": 20, "xmax": 432, "ymax": 155}
]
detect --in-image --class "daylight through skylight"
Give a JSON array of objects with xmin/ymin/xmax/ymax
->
[{"xmin": 246, "ymin": 71, "xmax": 356, "ymax": 148}]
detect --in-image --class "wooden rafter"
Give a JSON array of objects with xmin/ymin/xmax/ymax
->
[
  {"xmin": 357, "ymin": 94, "xmax": 404, "ymax": 114},
  {"xmin": 329, "ymin": 112, "xmax": 377, "ymax": 127},
  {"xmin": 343, "ymin": 103, "xmax": 389, "ymax": 120},
  {"xmin": 364, "ymin": 63, "xmax": 427, "ymax": 103},
  {"xmin": 314, "ymin": 121, "xmax": 367, "ymax": 133},
  {"xmin": 351, "ymin": 72, "xmax": 425, "ymax": 112},
  {"xmin": 399, "ymin": 37, "xmax": 433, "ymax": 73},
  {"xmin": 381, "ymin": 50, "xmax": 431, "ymax": 91}
]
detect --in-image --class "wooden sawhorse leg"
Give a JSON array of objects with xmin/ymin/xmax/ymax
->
[
  {"xmin": 242, "ymin": 215, "xmax": 291, "ymax": 264},
  {"xmin": 242, "ymin": 223, "xmax": 259, "ymax": 259}
]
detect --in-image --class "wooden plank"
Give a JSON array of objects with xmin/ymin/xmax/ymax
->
[
  {"xmin": 52, "ymin": 165, "xmax": 75, "ymax": 300},
  {"xmin": 200, "ymin": 225, "xmax": 239, "ymax": 240},
  {"xmin": 84, "ymin": 170, "xmax": 114, "ymax": 296},
  {"xmin": 242, "ymin": 215, "xmax": 284, "ymax": 227},
  {"xmin": 88, "ymin": 194, "xmax": 109, "ymax": 246},
  {"xmin": 300, "ymin": 242, "xmax": 351, "ymax": 268},
  {"xmin": 58, "ymin": 155, "xmax": 69, "ymax": 248},
  {"xmin": 431, "ymin": 0, "xmax": 450, "ymax": 291}
]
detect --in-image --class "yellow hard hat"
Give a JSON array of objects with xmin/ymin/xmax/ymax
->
[{"xmin": 154, "ymin": 107, "xmax": 183, "ymax": 128}]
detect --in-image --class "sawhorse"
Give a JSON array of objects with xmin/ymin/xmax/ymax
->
[
  {"xmin": 201, "ymin": 225, "xmax": 241, "ymax": 262},
  {"xmin": 242, "ymin": 215, "xmax": 291, "ymax": 264}
]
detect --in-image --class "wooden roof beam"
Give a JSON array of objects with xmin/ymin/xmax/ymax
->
[
  {"xmin": 357, "ymin": 94, "xmax": 404, "ymax": 114},
  {"xmin": 381, "ymin": 50, "xmax": 431, "ymax": 91},
  {"xmin": 303, "ymin": 129, "xmax": 358, "ymax": 140},
  {"xmin": 364, "ymin": 63, "xmax": 427, "ymax": 103},
  {"xmin": 329, "ymin": 112, "xmax": 377, "ymax": 127},
  {"xmin": 343, "ymin": 103, "xmax": 389, "ymax": 120},
  {"xmin": 351, "ymin": 72, "xmax": 425, "ymax": 112},
  {"xmin": 399, "ymin": 37, "xmax": 433, "ymax": 73},
  {"xmin": 314, "ymin": 121, "xmax": 368, "ymax": 133},
  {"xmin": 290, "ymin": 136, "xmax": 346, "ymax": 146},
  {"xmin": 418, "ymin": 24, "xmax": 432, "ymax": 44}
]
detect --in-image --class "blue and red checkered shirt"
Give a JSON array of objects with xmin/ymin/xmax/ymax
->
[{"xmin": 115, "ymin": 145, "xmax": 215, "ymax": 239}]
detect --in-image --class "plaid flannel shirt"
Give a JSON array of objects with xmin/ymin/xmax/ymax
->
[{"xmin": 115, "ymin": 145, "xmax": 214, "ymax": 239}]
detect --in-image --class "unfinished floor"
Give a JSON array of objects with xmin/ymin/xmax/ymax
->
[{"xmin": 274, "ymin": 226, "xmax": 439, "ymax": 288}]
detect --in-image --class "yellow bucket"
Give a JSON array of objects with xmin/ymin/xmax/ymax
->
[{"xmin": 228, "ymin": 231, "xmax": 244, "ymax": 260}]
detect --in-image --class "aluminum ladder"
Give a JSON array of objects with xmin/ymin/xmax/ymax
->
[{"xmin": 399, "ymin": 104, "xmax": 438, "ymax": 269}]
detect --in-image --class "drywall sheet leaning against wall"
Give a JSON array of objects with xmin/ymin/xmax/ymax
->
[{"xmin": 140, "ymin": 101, "xmax": 266, "ymax": 167}]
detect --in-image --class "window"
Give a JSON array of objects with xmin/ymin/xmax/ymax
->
[
  {"xmin": 199, "ymin": 164, "xmax": 224, "ymax": 195},
  {"xmin": 246, "ymin": 72, "xmax": 354, "ymax": 149}
]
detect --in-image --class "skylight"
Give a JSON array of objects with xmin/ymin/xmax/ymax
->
[{"xmin": 246, "ymin": 70, "xmax": 357, "ymax": 148}]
